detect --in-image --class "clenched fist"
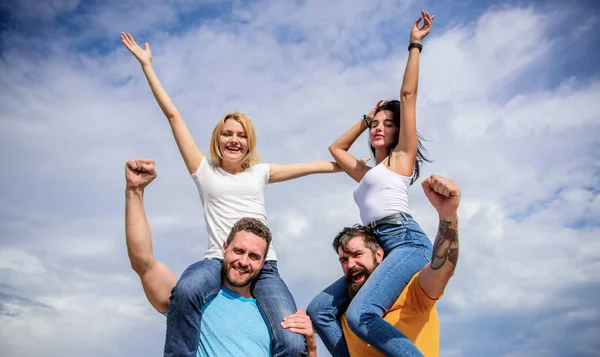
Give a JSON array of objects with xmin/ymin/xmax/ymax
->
[
  {"xmin": 421, "ymin": 174, "xmax": 460, "ymax": 219},
  {"xmin": 125, "ymin": 158, "xmax": 157, "ymax": 191}
]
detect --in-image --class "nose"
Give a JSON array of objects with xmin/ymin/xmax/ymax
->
[
  {"xmin": 238, "ymin": 254, "xmax": 249, "ymax": 266},
  {"xmin": 347, "ymin": 257, "xmax": 357, "ymax": 270}
]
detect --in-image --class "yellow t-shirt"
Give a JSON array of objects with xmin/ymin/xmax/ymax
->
[{"xmin": 341, "ymin": 272, "xmax": 439, "ymax": 357}]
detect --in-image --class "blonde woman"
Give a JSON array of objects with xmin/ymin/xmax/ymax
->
[{"xmin": 122, "ymin": 33, "xmax": 338, "ymax": 357}]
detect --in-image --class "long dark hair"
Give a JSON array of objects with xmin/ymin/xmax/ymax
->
[{"xmin": 368, "ymin": 100, "xmax": 431, "ymax": 185}]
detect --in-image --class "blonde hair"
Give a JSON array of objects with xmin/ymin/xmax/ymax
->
[{"xmin": 209, "ymin": 112, "xmax": 260, "ymax": 170}]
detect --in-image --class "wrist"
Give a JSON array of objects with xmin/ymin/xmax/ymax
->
[
  {"xmin": 306, "ymin": 337, "xmax": 317, "ymax": 352},
  {"xmin": 362, "ymin": 115, "xmax": 371, "ymax": 130},
  {"xmin": 439, "ymin": 212, "xmax": 458, "ymax": 223},
  {"xmin": 408, "ymin": 42, "xmax": 422, "ymax": 53},
  {"xmin": 126, "ymin": 187, "xmax": 144, "ymax": 198},
  {"xmin": 140, "ymin": 62, "xmax": 153, "ymax": 70}
]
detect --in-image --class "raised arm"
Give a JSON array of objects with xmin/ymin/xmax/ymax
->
[
  {"xmin": 125, "ymin": 159, "xmax": 177, "ymax": 313},
  {"xmin": 121, "ymin": 33, "xmax": 204, "ymax": 174},
  {"xmin": 389, "ymin": 11, "xmax": 435, "ymax": 176},
  {"xmin": 328, "ymin": 101, "xmax": 384, "ymax": 183},
  {"xmin": 417, "ymin": 174, "xmax": 460, "ymax": 299}
]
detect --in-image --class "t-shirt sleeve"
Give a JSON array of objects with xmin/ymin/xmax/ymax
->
[
  {"xmin": 258, "ymin": 163, "xmax": 271, "ymax": 185},
  {"xmin": 190, "ymin": 157, "xmax": 209, "ymax": 189},
  {"xmin": 404, "ymin": 272, "xmax": 439, "ymax": 313}
]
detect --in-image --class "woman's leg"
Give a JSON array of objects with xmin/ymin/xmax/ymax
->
[
  {"xmin": 306, "ymin": 276, "xmax": 351, "ymax": 357},
  {"xmin": 163, "ymin": 258, "xmax": 223, "ymax": 357},
  {"xmin": 346, "ymin": 218, "xmax": 432, "ymax": 357},
  {"xmin": 253, "ymin": 260, "xmax": 307, "ymax": 357}
]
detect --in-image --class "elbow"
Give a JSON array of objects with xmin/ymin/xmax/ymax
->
[
  {"xmin": 400, "ymin": 89, "xmax": 417, "ymax": 101},
  {"xmin": 166, "ymin": 111, "xmax": 182, "ymax": 123},
  {"xmin": 328, "ymin": 144, "xmax": 338, "ymax": 155}
]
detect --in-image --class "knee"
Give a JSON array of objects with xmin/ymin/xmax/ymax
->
[
  {"xmin": 278, "ymin": 329, "xmax": 307, "ymax": 356},
  {"xmin": 306, "ymin": 294, "xmax": 333, "ymax": 326},
  {"xmin": 171, "ymin": 263, "xmax": 219, "ymax": 304},
  {"xmin": 345, "ymin": 303, "xmax": 377, "ymax": 337},
  {"xmin": 170, "ymin": 273, "xmax": 200, "ymax": 303}
]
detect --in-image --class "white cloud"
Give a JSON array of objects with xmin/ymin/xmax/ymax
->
[{"xmin": 0, "ymin": 1, "xmax": 598, "ymax": 356}]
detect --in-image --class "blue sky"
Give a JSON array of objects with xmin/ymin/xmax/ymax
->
[{"xmin": 1, "ymin": 0, "xmax": 599, "ymax": 356}]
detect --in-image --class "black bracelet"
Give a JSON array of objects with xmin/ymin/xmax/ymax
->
[
  {"xmin": 408, "ymin": 43, "xmax": 422, "ymax": 53},
  {"xmin": 363, "ymin": 114, "xmax": 370, "ymax": 128}
]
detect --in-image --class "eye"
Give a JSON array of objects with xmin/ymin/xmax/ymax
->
[
  {"xmin": 222, "ymin": 132, "xmax": 232, "ymax": 137},
  {"xmin": 239, "ymin": 133, "xmax": 248, "ymax": 138},
  {"xmin": 249, "ymin": 254, "xmax": 261, "ymax": 261}
]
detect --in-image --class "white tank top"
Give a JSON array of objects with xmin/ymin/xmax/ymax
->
[
  {"xmin": 353, "ymin": 161, "xmax": 413, "ymax": 225},
  {"xmin": 191, "ymin": 158, "xmax": 277, "ymax": 261}
]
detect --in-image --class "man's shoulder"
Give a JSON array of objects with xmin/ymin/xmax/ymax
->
[{"xmin": 389, "ymin": 272, "xmax": 438, "ymax": 313}]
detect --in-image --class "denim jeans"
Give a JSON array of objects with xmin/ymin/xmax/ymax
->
[
  {"xmin": 164, "ymin": 259, "xmax": 307, "ymax": 357},
  {"xmin": 308, "ymin": 213, "xmax": 432, "ymax": 357}
]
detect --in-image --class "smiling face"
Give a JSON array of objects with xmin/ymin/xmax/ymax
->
[
  {"xmin": 369, "ymin": 109, "xmax": 399, "ymax": 151},
  {"xmin": 209, "ymin": 112, "xmax": 260, "ymax": 170},
  {"xmin": 338, "ymin": 236, "xmax": 384, "ymax": 299},
  {"xmin": 219, "ymin": 118, "xmax": 249, "ymax": 163},
  {"xmin": 221, "ymin": 230, "xmax": 266, "ymax": 289}
]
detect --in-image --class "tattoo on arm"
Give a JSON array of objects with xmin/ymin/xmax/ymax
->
[{"xmin": 431, "ymin": 219, "xmax": 459, "ymax": 271}]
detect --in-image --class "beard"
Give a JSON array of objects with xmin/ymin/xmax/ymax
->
[
  {"xmin": 221, "ymin": 259, "xmax": 259, "ymax": 288},
  {"xmin": 346, "ymin": 260, "xmax": 379, "ymax": 300}
]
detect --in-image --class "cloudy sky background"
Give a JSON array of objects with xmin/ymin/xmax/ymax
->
[{"xmin": 1, "ymin": 0, "xmax": 599, "ymax": 356}]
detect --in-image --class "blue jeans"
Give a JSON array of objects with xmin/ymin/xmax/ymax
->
[
  {"xmin": 164, "ymin": 259, "xmax": 307, "ymax": 357},
  {"xmin": 308, "ymin": 213, "xmax": 432, "ymax": 357}
]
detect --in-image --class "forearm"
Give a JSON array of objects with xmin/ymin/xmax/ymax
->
[
  {"xmin": 394, "ymin": 47, "xmax": 420, "ymax": 155},
  {"xmin": 419, "ymin": 213, "xmax": 459, "ymax": 299},
  {"xmin": 329, "ymin": 119, "xmax": 367, "ymax": 152},
  {"xmin": 307, "ymin": 342, "xmax": 317, "ymax": 357},
  {"xmin": 400, "ymin": 46, "xmax": 420, "ymax": 99},
  {"xmin": 268, "ymin": 161, "xmax": 341, "ymax": 184},
  {"xmin": 431, "ymin": 213, "xmax": 459, "ymax": 272},
  {"xmin": 125, "ymin": 188, "xmax": 155, "ymax": 274},
  {"xmin": 141, "ymin": 63, "xmax": 181, "ymax": 120}
]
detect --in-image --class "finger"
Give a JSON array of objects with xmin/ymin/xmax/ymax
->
[
  {"xmin": 288, "ymin": 327, "xmax": 311, "ymax": 335},
  {"xmin": 432, "ymin": 178, "xmax": 443, "ymax": 195},
  {"xmin": 145, "ymin": 42, "xmax": 150, "ymax": 51},
  {"xmin": 442, "ymin": 185, "xmax": 450, "ymax": 197},
  {"xmin": 415, "ymin": 18, "xmax": 422, "ymax": 27},
  {"xmin": 431, "ymin": 14, "xmax": 436, "ymax": 21},
  {"xmin": 138, "ymin": 158, "xmax": 154, "ymax": 165},
  {"xmin": 126, "ymin": 160, "xmax": 137, "ymax": 170},
  {"xmin": 128, "ymin": 33, "xmax": 137, "ymax": 46}
]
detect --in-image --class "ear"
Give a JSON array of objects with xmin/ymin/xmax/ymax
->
[
  {"xmin": 222, "ymin": 241, "xmax": 228, "ymax": 256},
  {"xmin": 375, "ymin": 247, "xmax": 384, "ymax": 264}
]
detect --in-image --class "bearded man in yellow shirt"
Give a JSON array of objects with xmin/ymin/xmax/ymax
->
[{"xmin": 333, "ymin": 174, "xmax": 460, "ymax": 357}]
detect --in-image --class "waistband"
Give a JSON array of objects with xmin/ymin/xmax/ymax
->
[{"xmin": 368, "ymin": 212, "xmax": 413, "ymax": 229}]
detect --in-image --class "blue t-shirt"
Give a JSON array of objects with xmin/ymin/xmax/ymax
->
[{"xmin": 164, "ymin": 287, "xmax": 272, "ymax": 357}]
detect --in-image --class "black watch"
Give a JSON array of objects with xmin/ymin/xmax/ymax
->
[
  {"xmin": 408, "ymin": 43, "xmax": 422, "ymax": 53},
  {"xmin": 363, "ymin": 114, "xmax": 371, "ymax": 128}
]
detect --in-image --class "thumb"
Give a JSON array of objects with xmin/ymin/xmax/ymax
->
[
  {"xmin": 145, "ymin": 42, "xmax": 150, "ymax": 51},
  {"xmin": 414, "ymin": 17, "xmax": 422, "ymax": 27},
  {"xmin": 421, "ymin": 176, "xmax": 432, "ymax": 190}
]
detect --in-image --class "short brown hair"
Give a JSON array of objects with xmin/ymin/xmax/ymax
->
[
  {"xmin": 332, "ymin": 225, "xmax": 380, "ymax": 256},
  {"xmin": 227, "ymin": 218, "xmax": 272, "ymax": 257}
]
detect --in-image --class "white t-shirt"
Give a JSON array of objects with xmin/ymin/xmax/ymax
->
[
  {"xmin": 353, "ymin": 161, "xmax": 413, "ymax": 225},
  {"xmin": 192, "ymin": 158, "xmax": 277, "ymax": 261}
]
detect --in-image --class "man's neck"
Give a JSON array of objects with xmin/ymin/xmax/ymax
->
[{"xmin": 223, "ymin": 281, "xmax": 252, "ymax": 298}]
